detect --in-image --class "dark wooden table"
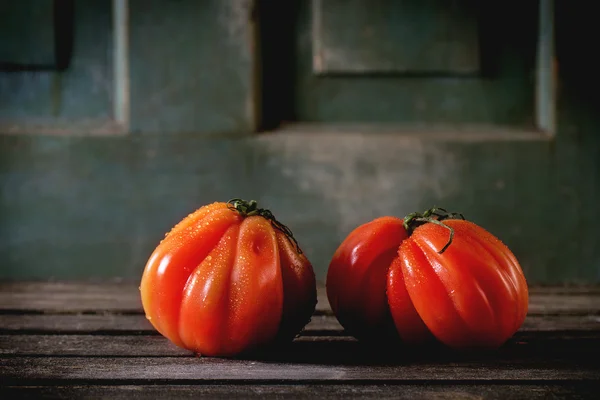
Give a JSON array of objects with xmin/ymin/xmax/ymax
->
[{"xmin": 1, "ymin": 282, "xmax": 600, "ymax": 399}]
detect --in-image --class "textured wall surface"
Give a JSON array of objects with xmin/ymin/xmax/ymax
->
[
  {"xmin": 1, "ymin": 127, "xmax": 598, "ymax": 284},
  {"xmin": 0, "ymin": 1, "xmax": 598, "ymax": 284}
]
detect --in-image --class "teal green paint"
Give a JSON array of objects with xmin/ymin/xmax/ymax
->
[
  {"xmin": 0, "ymin": 0, "xmax": 112, "ymax": 120},
  {"xmin": 273, "ymin": 0, "xmax": 538, "ymax": 125},
  {"xmin": 0, "ymin": 0, "xmax": 599, "ymax": 285},
  {"xmin": 0, "ymin": 1, "xmax": 55, "ymax": 65},
  {"xmin": 312, "ymin": 0, "xmax": 480, "ymax": 74},
  {"xmin": 128, "ymin": 0, "xmax": 255, "ymax": 135},
  {"xmin": 0, "ymin": 128, "xmax": 599, "ymax": 284},
  {"xmin": 0, "ymin": 0, "xmax": 255, "ymax": 135}
]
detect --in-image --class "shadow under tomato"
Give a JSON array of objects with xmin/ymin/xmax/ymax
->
[
  {"xmin": 201, "ymin": 338, "xmax": 447, "ymax": 365},
  {"xmin": 201, "ymin": 330, "xmax": 600, "ymax": 368}
]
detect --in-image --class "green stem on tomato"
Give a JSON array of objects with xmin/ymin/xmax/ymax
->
[
  {"xmin": 403, "ymin": 207, "xmax": 465, "ymax": 254},
  {"xmin": 227, "ymin": 198, "xmax": 303, "ymax": 255}
]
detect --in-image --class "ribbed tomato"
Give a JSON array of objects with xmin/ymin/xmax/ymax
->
[
  {"xmin": 326, "ymin": 207, "xmax": 528, "ymax": 348},
  {"xmin": 140, "ymin": 199, "xmax": 317, "ymax": 357}
]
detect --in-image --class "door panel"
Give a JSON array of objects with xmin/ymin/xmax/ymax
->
[
  {"xmin": 0, "ymin": 1, "xmax": 599, "ymax": 285},
  {"xmin": 0, "ymin": 0, "xmax": 111, "ymax": 121},
  {"xmin": 0, "ymin": 1, "xmax": 56, "ymax": 67},
  {"xmin": 312, "ymin": 0, "xmax": 480, "ymax": 74},
  {"xmin": 262, "ymin": 0, "xmax": 538, "ymax": 127}
]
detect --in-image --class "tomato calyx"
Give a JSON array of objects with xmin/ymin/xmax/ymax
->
[
  {"xmin": 403, "ymin": 207, "xmax": 465, "ymax": 254},
  {"xmin": 227, "ymin": 198, "xmax": 303, "ymax": 255}
]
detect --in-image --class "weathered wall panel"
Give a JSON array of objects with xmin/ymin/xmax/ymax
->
[
  {"xmin": 0, "ymin": 1, "xmax": 56, "ymax": 66},
  {"xmin": 0, "ymin": 125, "xmax": 598, "ymax": 284},
  {"xmin": 0, "ymin": 1, "xmax": 598, "ymax": 285},
  {"xmin": 0, "ymin": 0, "xmax": 112, "ymax": 121},
  {"xmin": 128, "ymin": 0, "xmax": 256, "ymax": 135},
  {"xmin": 312, "ymin": 0, "xmax": 480, "ymax": 74},
  {"xmin": 289, "ymin": 0, "xmax": 537, "ymax": 126}
]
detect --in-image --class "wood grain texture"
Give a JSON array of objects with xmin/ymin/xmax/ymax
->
[
  {"xmin": 0, "ymin": 314, "xmax": 344, "ymax": 335},
  {"xmin": 2, "ymin": 331, "xmax": 600, "ymax": 358},
  {"xmin": 2, "ymin": 384, "xmax": 600, "ymax": 400},
  {"xmin": 0, "ymin": 335, "xmax": 190, "ymax": 356},
  {"xmin": 0, "ymin": 282, "xmax": 599, "ymax": 397},
  {"xmin": 0, "ymin": 281, "xmax": 143, "ymax": 312},
  {"xmin": 2, "ymin": 282, "xmax": 600, "ymax": 315},
  {"xmin": 2, "ymin": 356, "xmax": 599, "ymax": 383},
  {"xmin": 1, "ymin": 314, "xmax": 598, "ymax": 335}
]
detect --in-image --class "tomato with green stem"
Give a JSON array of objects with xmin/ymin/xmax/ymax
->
[
  {"xmin": 140, "ymin": 199, "xmax": 317, "ymax": 357},
  {"xmin": 326, "ymin": 207, "xmax": 529, "ymax": 348}
]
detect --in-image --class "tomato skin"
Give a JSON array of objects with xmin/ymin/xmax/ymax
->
[
  {"xmin": 140, "ymin": 201, "xmax": 316, "ymax": 357},
  {"xmin": 397, "ymin": 219, "xmax": 528, "ymax": 348},
  {"xmin": 326, "ymin": 216, "xmax": 407, "ymax": 341},
  {"xmin": 327, "ymin": 214, "xmax": 529, "ymax": 348},
  {"xmin": 387, "ymin": 256, "xmax": 433, "ymax": 344}
]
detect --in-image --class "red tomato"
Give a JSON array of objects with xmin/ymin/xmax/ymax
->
[
  {"xmin": 326, "ymin": 207, "xmax": 529, "ymax": 348},
  {"xmin": 140, "ymin": 199, "xmax": 317, "ymax": 357}
]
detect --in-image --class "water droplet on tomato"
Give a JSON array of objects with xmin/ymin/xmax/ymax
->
[{"xmin": 146, "ymin": 315, "xmax": 152, "ymax": 321}]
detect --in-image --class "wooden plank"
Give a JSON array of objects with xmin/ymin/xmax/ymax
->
[
  {"xmin": 521, "ymin": 314, "xmax": 600, "ymax": 331},
  {"xmin": 1, "ymin": 332, "xmax": 599, "ymax": 358},
  {"xmin": 0, "ymin": 281, "xmax": 331, "ymax": 313},
  {"xmin": 1, "ymin": 282, "xmax": 600, "ymax": 315},
  {"xmin": 0, "ymin": 314, "xmax": 155, "ymax": 334},
  {"xmin": 1, "ymin": 356, "xmax": 598, "ymax": 383},
  {"xmin": 312, "ymin": 0, "xmax": 480, "ymax": 74},
  {"xmin": 0, "ymin": 313, "xmax": 598, "ymax": 335},
  {"xmin": 530, "ymin": 294, "xmax": 600, "ymax": 315},
  {"xmin": 0, "ymin": 335, "xmax": 189, "ymax": 357},
  {"xmin": 0, "ymin": 282, "xmax": 143, "ymax": 312},
  {"xmin": 528, "ymin": 286, "xmax": 600, "ymax": 295},
  {"xmin": 0, "ymin": 314, "xmax": 343, "ymax": 334},
  {"xmin": 2, "ymin": 383, "xmax": 600, "ymax": 400},
  {"xmin": 2, "ymin": 281, "xmax": 594, "ymax": 295}
]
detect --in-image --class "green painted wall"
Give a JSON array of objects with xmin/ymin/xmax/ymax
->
[
  {"xmin": 128, "ymin": 0, "xmax": 256, "ymax": 134},
  {"xmin": 0, "ymin": 1, "xmax": 598, "ymax": 284},
  {"xmin": 1, "ymin": 128, "xmax": 598, "ymax": 284},
  {"xmin": 0, "ymin": 0, "xmax": 112, "ymax": 120},
  {"xmin": 296, "ymin": 0, "xmax": 536, "ymax": 126},
  {"xmin": 260, "ymin": 0, "xmax": 537, "ymax": 127}
]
